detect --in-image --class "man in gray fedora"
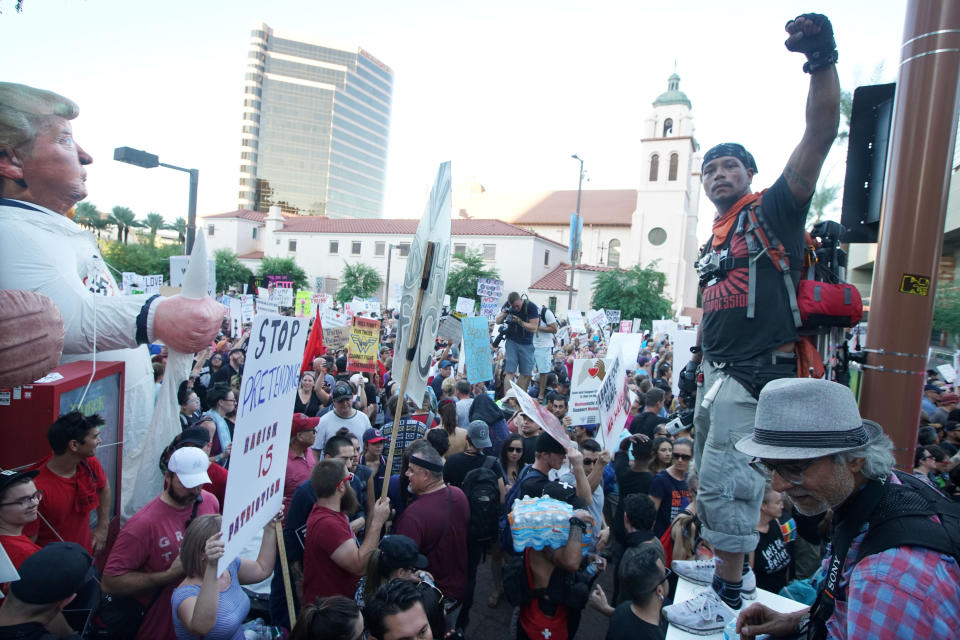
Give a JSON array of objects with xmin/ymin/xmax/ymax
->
[{"xmin": 730, "ymin": 378, "xmax": 960, "ymax": 640}]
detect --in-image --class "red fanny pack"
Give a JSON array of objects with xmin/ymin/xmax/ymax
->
[{"xmin": 797, "ymin": 280, "xmax": 863, "ymax": 329}]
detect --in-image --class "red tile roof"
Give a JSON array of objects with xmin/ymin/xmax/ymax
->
[
  {"xmin": 530, "ymin": 262, "xmax": 618, "ymax": 291},
  {"xmin": 201, "ymin": 211, "xmax": 566, "ymax": 246},
  {"xmin": 238, "ymin": 251, "xmax": 264, "ymax": 259},
  {"xmin": 454, "ymin": 190, "xmax": 637, "ymax": 226}
]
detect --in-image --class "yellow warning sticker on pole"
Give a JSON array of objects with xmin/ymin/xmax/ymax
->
[{"xmin": 899, "ymin": 274, "xmax": 930, "ymax": 296}]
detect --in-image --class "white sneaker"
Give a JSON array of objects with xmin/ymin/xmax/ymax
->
[
  {"xmin": 671, "ymin": 558, "xmax": 716, "ymax": 585},
  {"xmin": 671, "ymin": 559, "xmax": 758, "ymax": 600},
  {"xmin": 663, "ymin": 589, "xmax": 737, "ymax": 636},
  {"xmin": 741, "ymin": 568, "xmax": 757, "ymax": 600}
]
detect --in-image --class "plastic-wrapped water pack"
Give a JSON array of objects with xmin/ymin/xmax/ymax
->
[{"xmin": 509, "ymin": 496, "xmax": 592, "ymax": 555}]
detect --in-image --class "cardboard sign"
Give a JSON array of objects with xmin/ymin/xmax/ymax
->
[
  {"xmin": 437, "ymin": 315, "xmax": 462, "ymax": 344},
  {"xmin": 462, "ymin": 316, "xmax": 493, "ymax": 383},
  {"xmin": 569, "ymin": 358, "xmax": 615, "ymax": 426},
  {"xmin": 567, "ymin": 310, "xmax": 587, "ymax": 333},
  {"xmin": 509, "ymin": 386, "xmax": 575, "ymax": 450},
  {"xmin": 455, "ymin": 297, "xmax": 475, "ymax": 315},
  {"xmin": 323, "ymin": 325, "xmax": 350, "ymax": 350},
  {"xmin": 606, "ymin": 309, "xmax": 621, "ymax": 325},
  {"xmin": 596, "ymin": 356, "xmax": 630, "ymax": 453},
  {"xmin": 169, "ymin": 256, "xmax": 216, "ymax": 296},
  {"xmin": 620, "ymin": 320, "xmax": 633, "ymax": 334},
  {"xmin": 121, "ymin": 272, "xmax": 163, "ymax": 295},
  {"xmin": 392, "ymin": 162, "xmax": 452, "ymax": 404},
  {"xmin": 218, "ymin": 313, "xmax": 307, "ymax": 574},
  {"xmin": 241, "ymin": 296, "xmax": 255, "ymax": 325},
  {"xmin": 480, "ymin": 297, "xmax": 500, "ymax": 318},
  {"xmin": 348, "ymin": 316, "xmax": 380, "ymax": 374},
  {"xmin": 256, "ymin": 299, "xmax": 279, "ymax": 315}
]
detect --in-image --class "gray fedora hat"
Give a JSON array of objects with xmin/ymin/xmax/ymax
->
[{"xmin": 735, "ymin": 378, "xmax": 882, "ymax": 460}]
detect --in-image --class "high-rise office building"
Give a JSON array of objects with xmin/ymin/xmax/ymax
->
[{"xmin": 238, "ymin": 23, "xmax": 393, "ymax": 218}]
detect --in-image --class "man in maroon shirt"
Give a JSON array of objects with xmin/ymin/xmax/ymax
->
[
  {"xmin": 302, "ymin": 458, "xmax": 390, "ymax": 604},
  {"xmin": 396, "ymin": 444, "xmax": 469, "ymax": 609},
  {"xmin": 24, "ymin": 411, "xmax": 110, "ymax": 554}
]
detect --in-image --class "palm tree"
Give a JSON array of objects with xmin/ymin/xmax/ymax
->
[
  {"xmin": 109, "ymin": 206, "xmax": 139, "ymax": 244},
  {"xmin": 171, "ymin": 217, "xmax": 187, "ymax": 244},
  {"xmin": 143, "ymin": 212, "xmax": 166, "ymax": 246},
  {"xmin": 74, "ymin": 202, "xmax": 98, "ymax": 230}
]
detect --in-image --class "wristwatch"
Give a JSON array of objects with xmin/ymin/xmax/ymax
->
[{"xmin": 569, "ymin": 517, "xmax": 588, "ymax": 534}]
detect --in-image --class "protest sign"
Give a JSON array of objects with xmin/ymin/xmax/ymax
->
[
  {"xmin": 587, "ymin": 308, "xmax": 609, "ymax": 342},
  {"xmin": 322, "ymin": 307, "xmax": 347, "ymax": 327},
  {"xmin": 437, "ymin": 315, "xmax": 462, "ymax": 344},
  {"xmin": 567, "ymin": 309, "xmax": 587, "ymax": 333},
  {"xmin": 620, "ymin": 320, "xmax": 633, "ymax": 334},
  {"xmin": 323, "ymin": 325, "xmax": 349, "ymax": 350},
  {"xmin": 256, "ymin": 299, "xmax": 279, "ymax": 315},
  {"xmin": 348, "ymin": 316, "xmax": 380, "ymax": 374},
  {"xmin": 596, "ymin": 356, "xmax": 630, "ymax": 453},
  {"xmin": 480, "ymin": 297, "xmax": 500, "ymax": 318},
  {"xmin": 218, "ymin": 313, "xmax": 307, "ymax": 574},
  {"xmin": 312, "ymin": 292, "xmax": 332, "ymax": 310},
  {"xmin": 295, "ymin": 291, "xmax": 313, "ymax": 317},
  {"xmin": 509, "ymin": 386, "xmax": 575, "ymax": 450},
  {"xmin": 677, "ymin": 315, "xmax": 692, "ymax": 327},
  {"xmin": 632, "ymin": 318, "xmax": 643, "ymax": 333},
  {"xmin": 272, "ymin": 283, "xmax": 294, "ymax": 307},
  {"xmin": 607, "ymin": 333, "xmax": 644, "ymax": 367},
  {"xmin": 455, "ymin": 297, "xmax": 475, "ymax": 315},
  {"xmin": 241, "ymin": 296, "xmax": 255, "ymax": 325},
  {"xmin": 462, "ymin": 316, "xmax": 492, "ymax": 383},
  {"xmin": 121, "ymin": 272, "xmax": 163, "ymax": 295},
  {"xmin": 170, "ymin": 256, "xmax": 216, "ymax": 296},
  {"xmin": 606, "ymin": 309, "xmax": 621, "ymax": 325},
  {"xmin": 476, "ymin": 277, "xmax": 504, "ymax": 298},
  {"xmin": 392, "ymin": 162, "xmax": 452, "ymax": 405},
  {"xmin": 557, "ymin": 325, "xmax": 570, "ymax": 346},
  {"xmin": 229, "ymin": 299, "xmax": 242, "ymax": 338},
  {"xmin": 651, "ymin": 319, "xmax": 675, "ymax": 338},
  {"xmin": 569, "ymin": 358, "xmax": 615, "ymax": 426}
]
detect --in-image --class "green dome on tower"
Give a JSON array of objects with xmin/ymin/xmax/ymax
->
[{"xmin": 653, "ymin": 73, "xmax": 691, "ymax": 109}]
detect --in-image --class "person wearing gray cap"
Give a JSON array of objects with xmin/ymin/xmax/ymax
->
[
  {"xmin": 700, "ymin": 378, "xmax": 960, "ymax": 640},
  {"xmin": 672, "ymin": 13, "xmax": 842, "ymax": 633}
]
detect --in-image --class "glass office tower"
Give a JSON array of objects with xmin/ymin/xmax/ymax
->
[{"xmin": 238, "ymin": 24, "xmax": 393, "ymax": 218}]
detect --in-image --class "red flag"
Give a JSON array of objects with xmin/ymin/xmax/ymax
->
[{"xmin": 301, "ymin": 308, "xmax": 326, "ymax": 373}]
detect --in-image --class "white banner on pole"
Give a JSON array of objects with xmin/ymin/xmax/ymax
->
[{"xmin": 218, "ymin": 313, "xmax": 307, "ymax": 574}]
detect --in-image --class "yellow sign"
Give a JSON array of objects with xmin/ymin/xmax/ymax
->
[{"xmin": 348, "ymin": 316, "xmax": 380, "ymax": 374}]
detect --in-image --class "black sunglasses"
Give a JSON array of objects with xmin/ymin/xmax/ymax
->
[
  {"xmin": 506, "ymin": 447, "xmax": 523, "ymax": 453},
  {"xmin": 672, "ymin": 453, "xmax": 692, "ymax": 461}
]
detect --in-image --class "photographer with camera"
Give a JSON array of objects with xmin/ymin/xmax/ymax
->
[{"xmin": 494, "ymin": 292, "xmax": 541, "ymax": 396}]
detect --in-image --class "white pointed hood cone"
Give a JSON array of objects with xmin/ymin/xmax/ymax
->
[{"xmin": 125, "ymin": 233, "xmax": 210, "ymax": 517}]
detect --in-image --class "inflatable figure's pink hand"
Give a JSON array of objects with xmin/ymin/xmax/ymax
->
[{"xmin": 154, "ymin": 296, "xmax": 222, "ymax": 354}]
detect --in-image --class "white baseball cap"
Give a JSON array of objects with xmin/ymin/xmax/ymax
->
[{"xmin": 167, "ymin": 447, "xmax": 211, "ymax": 488}]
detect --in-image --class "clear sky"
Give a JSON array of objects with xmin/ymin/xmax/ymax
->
[{"xmin": 2, "ymin": 0, "xmax": 907, "ymax": 241}]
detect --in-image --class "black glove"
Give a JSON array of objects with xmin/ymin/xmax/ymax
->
[{"xmin": 785, "ymin": 13, "xmax": 838, "ymax": 74}]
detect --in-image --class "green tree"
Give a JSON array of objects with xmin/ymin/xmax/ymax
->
[
  {"xmin": 214, "ymin": 249, "xmax": 253, "ymax": 293},
  {"xmin": 933, "ymin": 284, "xmax": 960, "ymax": 347},
  {"xmin": 74, "ymin": 202, "xmax": 98, "ymax": 230},
  {"xmin": 335, "ymin": 262, "xmax": 383, "ymax": 304},
  {"xmin": 591, "ymin": 262, "xmax": 672, "ymax": 329},
  {"xmin": 171, "ymin": 217, "xmax": 187, "ymax": 244},
  {"xmin": 807, "ymin": 183, "xmax": 842, "ymax": 225},
  {"xmin": 258, "ymin": 256, "xmax": 308, "ymax": 292},
  {"xmin": 445, "ymin": 249, "xmax": 500, "ymax": 312},
  {"xmin": 143, "ymin": 212, "xmax": 166, "ymax": 246},
  {"xmin": 109, "ymin": 206, "xmax": 139, "ymax": 244},
  {"xmin": 101, "ymin": 240, "xmax": 184, "ymax": 277}
]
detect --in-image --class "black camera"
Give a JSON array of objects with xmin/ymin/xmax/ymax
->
[
  {"xmin": 492, "ymin": 323, "xmax": 509, "ymax": 348},
  {"xmin": 664, "ymin": 408, "xmax": 694, "ymax": 436},
  {"xmin": 696, "ymin": 248, "xmax": 734, "ymax": 287}
]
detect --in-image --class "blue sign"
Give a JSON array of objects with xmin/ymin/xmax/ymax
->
[
  {"xmin": 462, "ymin": 316, "xmax": 493, "ymax": 384},
  {"xmin": 568, "ymin": 213, "xmax": 583, "ymax": 263}
]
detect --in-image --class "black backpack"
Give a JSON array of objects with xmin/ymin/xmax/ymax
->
[{"xmin": 461, "ymin": 456, "xmax": 501, "ymax": 543}]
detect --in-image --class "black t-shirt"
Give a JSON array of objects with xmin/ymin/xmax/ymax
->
[
  {"xmin": 754, "ymin": 519, "xmax": 792, "ymax": 593},
  {"xmin": 629, "ymin": 412, "xmax": 668, "ymax": 438},
  {"xmin": 515, "ymin": 466, "xmax": 550, "ymax": 500},
  {"xmin": 504, "ymin": 300, "xmax": 539, "ymax": 345},
  {"xmin": 605, "ymin": 603, "xmax": 664, "ymax": 640},
  {"xmin": 443, "ymin": 451, "xmax": 504, "ymax": 488},
  {"xmin": 700, "ymin": 176, "xmax": 810, "ymax": 361},
  {"xmin": 0, "ymin": 622, "xmax": 78, "ymax": 640},
  {"xmin": 612, "ymin": 451, "xmax": 654, "ymax": 544}
]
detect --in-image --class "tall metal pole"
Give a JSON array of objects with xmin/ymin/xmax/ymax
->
[
  {"xmin": 859, "ymin": 0, "xmax": 960, "ymax": 470},
  {"xmin": 384, "ymin": 244, "xmax": 394, "ymax": 310},
  {"xmin": 569, "ymin": 154, "xmax": 584, "ymax": 310}
]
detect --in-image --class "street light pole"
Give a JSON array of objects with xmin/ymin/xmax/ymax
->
[
  {"xmin": 384, "ymin": 243, "xmax": 395, "ymax": 310},
  {"xmin": 569, "ymin": 154, "xmax": 584, "ymax": 310},
  {"xmin": 113, "ymin": 147, "xmax": 199, "ymax": 254}
]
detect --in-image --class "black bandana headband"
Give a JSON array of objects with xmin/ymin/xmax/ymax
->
[
  {"xmin": 702, "ymin": 143, "xmax": 758, "ymax": 174},
  {"xmin": 409, "ymin": 455, "xmax": 444, "ymax": 472}
]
